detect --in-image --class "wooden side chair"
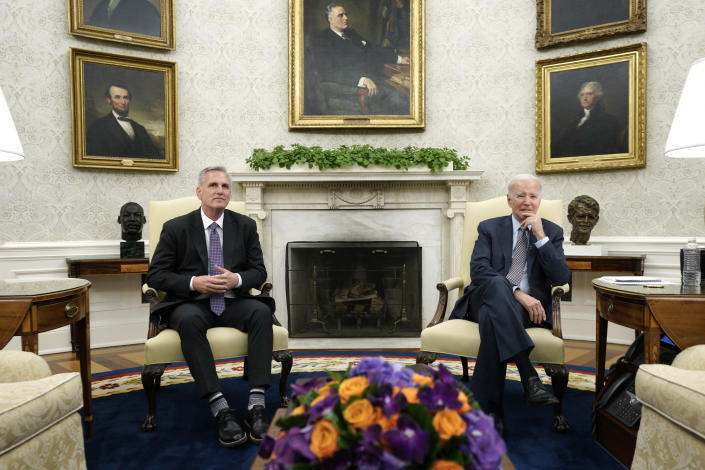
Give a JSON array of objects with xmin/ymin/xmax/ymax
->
[
  {"xmin": 140, "ymin": 196, "xmax": 292, "ymax": 432},
  {"xmin": 416, "ymin": 197, "xmax": 570, "ymax": 433}
]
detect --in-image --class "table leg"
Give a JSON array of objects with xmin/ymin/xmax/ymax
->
[
  {"xmin": 21, "ymin": 335, "xmax": 38, "ymax": 354},
  {"xmin": 643, "ymin": 327, "xmax": 660, "ymax": 364},
  {"xmin": 75, "ymin": 310, "xmax": 93, "ymax": 438},
  {"xmin": 595, "ymin": 314, "xmax": 608, "ymax": 396}
]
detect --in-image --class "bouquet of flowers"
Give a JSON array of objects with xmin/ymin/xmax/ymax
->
[{"xmin": 258, "ymin": 357, "xmax": 506, "ymax": 469}]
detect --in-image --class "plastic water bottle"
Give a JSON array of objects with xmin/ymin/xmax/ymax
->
[{"xmin": 682, "ymin": 238, "xmax": 701, "ymax": 287}]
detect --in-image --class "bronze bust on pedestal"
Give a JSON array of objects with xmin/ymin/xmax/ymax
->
[
  {"xmin": 567, "ymin": 195, "xmax": 600, "ymax": 245},
  {"xmin": 118, "ymin": 202, "xmax": 146, "ymax": 258}
]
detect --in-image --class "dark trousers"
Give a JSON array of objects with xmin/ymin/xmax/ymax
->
[
  {"xmin": 168, "ymin": 297, "xmax": 273, "ymax": 398},
  {"xmin": 468, "ymin": 276, "xmax": 534, "ymax": 404}
]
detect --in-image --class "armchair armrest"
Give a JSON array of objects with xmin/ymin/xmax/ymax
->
[
  {"xmin": 426, "ymin": 277, "xmax": 466, "ymax": 329},
  {"xmin": 550, "ymin": 283, "xmax": 569, "ymax": 339}
]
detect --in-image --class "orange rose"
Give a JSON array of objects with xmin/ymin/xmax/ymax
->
[
  {"xmin": 338, "ymin": 376, "xmax": 369, "ymax": 403},
  {"xmin": 291, "ymin": 405, "xmax": 305, "ymax": 416},
  {"xmin": 457, "ymin": 391, "xmax": 471, "ymax": 413},
  {"xmin": 412, "ymin": 373, "xmax": 434, "ymax": 387},
  {"xmin": 377, "ymin": 411, "xmax": 399, "ymax": 432},
  {"xmin": 343, "ymin": 398, "xmax": 376, "ymax": 430},
  {"xmin": 310, "ymin": 418, "xmax": 339, "ymax": 459},
  {"xmin": 432, "ymin": 410, "xmax": 467, "ymax": 441},
  {"xmin": 399, "ymin": 387, "xmax": 419, "ymax": 404},
  {"xmin": 431, "ymin": 460, "xmax": 464, "ymax": 470}
]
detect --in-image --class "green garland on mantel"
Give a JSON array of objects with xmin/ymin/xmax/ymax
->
[{"xmin": 246, "ymin": 144, "xmax": 470, "ymax": 173}]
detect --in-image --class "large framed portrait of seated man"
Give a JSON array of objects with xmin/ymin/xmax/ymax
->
[
  {"xmin": 289, "ymin": 0, "xmax": 425, "ymax": 128},
  {"xmin": 69, "ymin": 0, "xmax": 174, "ymax": 50},
  {"xmin": 535, "ymin": 43, "xmax": 646, "ymax": 174},
  {"xmin": 535, "ymin": 0, "xmax": 646, "ymax": 49},
  {"xmin": 70, "ymin": 48, "xmax": 177, "ymax": 171}
]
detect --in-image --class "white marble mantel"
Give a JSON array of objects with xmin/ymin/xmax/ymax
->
[{"xmin": 229, "ymin": 168, "xmax": 484, "ymax": 334}]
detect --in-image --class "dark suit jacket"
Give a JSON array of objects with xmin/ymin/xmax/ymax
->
[
  {"xmin": 88, "ymin": 0, "xmax": 161, "ymax": 37},
  {"xmin": 310, "ymin": 28, "xmax": 397, "ymax": 87},
  {"xmin": 86, "ymin": 113, "xmax": 161, "ymax": 158},
  {"xmin": 552, "ymin": 105, "xmax": 624, "ymax": 158},
  {"xmin": 146, "ymin": 209, "xmax": 274, "ymax": 322},
  {"xmin": 449, "ymin": 215, "xmax": 570, "ymax": 326}
]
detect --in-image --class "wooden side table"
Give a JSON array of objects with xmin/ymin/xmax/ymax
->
[
  {"xmin": 0, "ymin": 278, "xmax": 93, "ymax": 438},
  {"xmin": 66, "ymin": 255, "xmax": 149, "ymax": 351},
  {"xmin": 566, "ymin": 254, "xmax": 645, "ymax": 275}
]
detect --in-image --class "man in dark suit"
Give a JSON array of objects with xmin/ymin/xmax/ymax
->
[
  {"xmin": 309, "ymin": 2, "xmax": 409, "ymax": 115},
  {"xmin": 87, "ymin": 0, "xmax": 161, "ymax": 37},
  {"xmin": 449, "ymin": 174, "xmax": 571, "ymax": 434},
  {"xmin": 146, "ymin": 166, "xmax": 274, "ymax": 447},
  {"xmin": 552, "ymin": 81, "xmax": 625, "ymax": 158},
  {"xmin": 86, "ymin": 83, "xmax": 161, "ymax": 158}
]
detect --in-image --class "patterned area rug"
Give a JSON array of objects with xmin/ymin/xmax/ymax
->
[{"xmin": 92, "ymin": 350, "xmax": 596, "ymax": 398}]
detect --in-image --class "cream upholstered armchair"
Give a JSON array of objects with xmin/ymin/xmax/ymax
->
[
  {"xmin": 140, "ymin": 196, "xmax": 292, "ymax": 432},
  {"xmin": 631, "ymin": 344, "xmax": 705, "ymax": 469},
  {"xmin": 0, "ymin": 350, "xmax": 86, "ymax": 469},
  {"xmin": 416, "ymin": 197, "xmax": 570, "ymax": 432}
]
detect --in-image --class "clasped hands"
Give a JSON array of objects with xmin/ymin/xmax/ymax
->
[{"xmin": 193, "ymin": 266, "xmax": 240, "ymax": 294}]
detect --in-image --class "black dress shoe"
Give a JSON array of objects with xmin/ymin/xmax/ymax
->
[
  {"xmin": 523, "ymin": 376, "xmax": 559, "ymax": 407},
  {"xmin": 488, "ymin": 412, "xmax": 505, "ymax": 438},
  {"xmin": 245, "ymin": 405, "xmax": 269, "ymax": 442},
  {"xmin": 215, "ymin": 408, "xmax": 247, "ymax": 448}
]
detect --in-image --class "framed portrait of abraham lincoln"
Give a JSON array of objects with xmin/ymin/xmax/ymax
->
[
  {"xmin": 68, "ymin": 0, "xmax": 175, "ymax": 50},
  {"xmin": 70, "ymin": 48, "xmax": 178, "ymax": 171},
  {"xmin": 535, "ymin": 43, "xmax": 646, "ymax": 174},
  {"xmin": 289, "ymin": 0, "xmax": 425, "ymax": 129},
  {"xmin": 535, "ymin": 0, "xmax": 646, "ymax": 49}
]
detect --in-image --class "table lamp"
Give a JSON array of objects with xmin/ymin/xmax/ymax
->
[
  {"xmin": 0, "ymin": 86, "xmax": 24, "ymax": 162},
  {"xmin": 665, "ymin": 57, "xmax": 705, "ymax": 159}
]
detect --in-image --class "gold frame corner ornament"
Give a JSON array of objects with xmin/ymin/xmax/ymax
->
[
  {"xmin": 535, "ymin": 0, "xmax": 646, "ymax": 49},
  {"xmin": 68, "ymin": 0, "xmax": 175, "ymax": 50},
  {"xmin": 288, "ymin": 0, "xmax": 425, "ymax": 129},
  {"xmin": 535, "ymin": 43, "xmax": 646, "ymax": 174},
  {"xmin": 70, "ymin": 48, "xmax": 178, "ymax": 172}
]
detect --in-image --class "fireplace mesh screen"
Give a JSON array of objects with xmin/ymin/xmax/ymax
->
[{"xmin": 286, "ymin": 241, "xmax": 421, "ymax": 338}]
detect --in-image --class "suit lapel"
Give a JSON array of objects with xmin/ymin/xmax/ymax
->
[
  {"xmin": 188, "ymin": 210, "xmax": 208, "ymax": 270},
  {"xmin": 222, "ymin": 211, "xmax": 236, "ymax": 268},
  {"xmin": 526, "ymin": 221, "xmax": 540, "ymax": 276},
  {"xmin": 500, "ymin": 216, "xmax": 514, "ymax": 273}
]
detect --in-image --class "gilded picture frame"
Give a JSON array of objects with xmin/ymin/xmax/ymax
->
[
  {"xmin": 288, "ymin": 0, "xmax": 425, "ymax": 129},
  {"xmin": 535, "ymin": 43, "xmax": 646, "ymax": 174},
  {"xmin": 70, "ymin": 48, "xmax": 178, "ymax": 171},
  {"xmin": 68, "ymin": 0, "xmax": 175, "ymax": 50},
  {"xmin": 535, "ymin": 0, "xmax": 646, "ymax": 49}
]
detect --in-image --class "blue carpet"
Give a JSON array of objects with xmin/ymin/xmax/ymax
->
[{"xmin": 84, "ymin": 353, "xmax": 624, "ymax": 470}]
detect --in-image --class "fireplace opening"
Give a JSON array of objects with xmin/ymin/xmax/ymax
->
[{"xmin": 286, "ymin": 241, "xmax": 422, "ymax": 338}]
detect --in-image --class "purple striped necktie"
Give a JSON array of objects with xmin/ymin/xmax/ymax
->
[
  {"xmin": 506, "ymin": 228, "xmax": 528, "ymax": 286},
  {"xmin": 208, "ymin": 222, "xmax": 225, "ymax": 315}
]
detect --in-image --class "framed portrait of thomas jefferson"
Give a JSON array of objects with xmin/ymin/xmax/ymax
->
[
  {"xmin": 289, "ymin": 0, "xmax": 425, "ymax": 129},
  {"xmin": 535, "ymin": 0, "xmax": 646, "ymax": 49},
  {"xmin": 70, "ymin": 48, "xmax": 177, "ymax": 171},
  {"xmin": 69, "ymin": 0, "xmax": 174, "ymax": 50},
  {"xmin": 535, "ymin": 43, "xmax": 646, "ymax": 174}
]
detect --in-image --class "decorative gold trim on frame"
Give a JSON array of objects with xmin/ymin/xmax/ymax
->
[
  {"xmin": 288, "ymin": 0, "xmax": 425, "ymax": 129},
  {"xmin": 535, "ymin": 43, "xmax": 646, "ymax": 174},
  {"xmin": 70, "ymin": 48, "xmax": 178, "ymax": 172},
  {"xmin": 535, "ymin": 0, "xmax": 646, "ymax": 49},
  {"xmin": 68, "ymin": 0, "xmax": 174, "ymax": 50}
]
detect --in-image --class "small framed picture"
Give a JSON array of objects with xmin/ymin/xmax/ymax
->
[
  {"xmin": 70, "ymin": 48, "xmax": 177, "ymax": 171},
  {"xmin": 535, "ymin": 43, "xmax": 646, "ymax": 174},
  {"xmin": 288, "ymin": 0, "xmax": 425, "ymax": 129},
  {"xmin": 535, "ymin": 0, "xmax": 646, "ymax": 49},
  {"xmin": 68, "ymin": 0, "xmax": 174, "ymax": 50}
]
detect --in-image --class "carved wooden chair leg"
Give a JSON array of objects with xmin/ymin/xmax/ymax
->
[
  {"xmin": 416, "ymin": 350, "xmax": 438, "ymax": 366},
  {"xmin": 243, "ymin": 356, "xmax": 249, "ymax": 382},
  {"xmin": 460, "ymin": 357, "xmax": 470, "ymax": 382},
  {"xmin": 543, "ymin": 363, "xmax": 570, "ymax": 433},
  {"xmin": 141, "ymin": 363, "xmax": 166, "ymax": 432},
  {"xmin": 273, "ymin": 350, "xmax": 293, "ymax": 408}
]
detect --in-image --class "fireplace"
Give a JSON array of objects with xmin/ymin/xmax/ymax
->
[{"xmin": 286, "ymin": 241, "xmax": 422, "ymax": 338}]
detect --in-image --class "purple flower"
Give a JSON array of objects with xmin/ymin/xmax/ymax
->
[
  {"xmin": 307, "ymin": 392, "xmax": 338, "ymax": 423},
  {"xmin": 270, "ymin": 425, "xmax": 317, "ymax": 467},
  {"xmin": 368, "ymin": 383, "xmax": 407, "ymax": 417},
  {"xmin": 462, "ymin": 410, "xmax": 506, "ymax": 470},
  {"xmin": 382, "ymin": 414, "xmax": 430, "ymax": 464},
  {"xmin": 351, "ymin": 357, "xmax": 414, "ymax": 388},
  {"xmin": 291, "ymin": 376, "xmax": 330, "ymax": 397},
  {"xmin": 418, "ymin": 381, "xmax": 462, "ymax": 411},
  {"xmin": 258, "ymin": 435, "xmax": 276, "ymax": 458},
  {"xmin": 353, "ymin": 426, "xmax": 407, "ymax": 470}
]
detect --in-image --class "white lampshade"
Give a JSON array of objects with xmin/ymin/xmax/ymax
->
[
  {"xmin": 0, "ymin": 86, "xmax": 24, "ymax": 162},
  {"xmin": 665, "ymin": 57, "xmax": 705, "ymax": 159}
]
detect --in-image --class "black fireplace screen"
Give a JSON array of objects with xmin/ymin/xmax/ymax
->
[{"xmin": 286, "ymin": 241, "xmax": 422, "ymax": 338}]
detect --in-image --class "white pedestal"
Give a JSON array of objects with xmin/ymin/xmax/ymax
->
[{"xmin": 564, "ymin": 243, "xmax": 609, "ymax": 256}]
